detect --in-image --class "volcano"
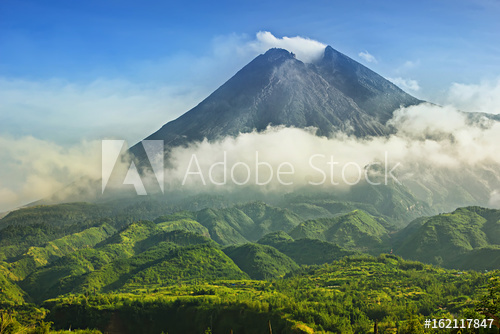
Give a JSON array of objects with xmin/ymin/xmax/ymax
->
[{"xmin": 130, "ymin": 46, "xmax": 421, "ymax": 160}]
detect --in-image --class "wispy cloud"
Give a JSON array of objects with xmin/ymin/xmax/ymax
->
[
  {"xmin": 0, "ymin": 136, "xmax": 103, "ymax": 212},
  {"xmin": 388, "ymin": 77, "xmax": 421, "ymax": 92},
  {"xmin": 0, "ymin": 78, "xmax": 206, "ymax": 145},
  {"xmin": 358, "ymin": 51, "xmax": 377, "ymax": 63},
  {"xmin": 445, "ymin": 78, "xmax": 500, "ymax": 114},
  {"xmin": 244, "ymin": 31, "xmax": 326, "ymax": 63},
  {"xmin": 402, "ymin": 60, "xmax": 419, "ymax": 70}
]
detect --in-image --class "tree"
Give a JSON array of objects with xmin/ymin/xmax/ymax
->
[
  {"xmin": 477, "ymin": 276, "xmax": 500, "ymax": 328},
  {"xmin": 0, "ymin": 312, "xmax": 15, "ymax": 334}
]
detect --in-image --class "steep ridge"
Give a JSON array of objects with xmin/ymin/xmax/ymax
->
[
  {"xmin": 395, "ymin": 206, "xmax": 500, "ymax": 269},
  {"xmin": 131, "ymin": 46, "xmax": 421, "ymax": 161}
]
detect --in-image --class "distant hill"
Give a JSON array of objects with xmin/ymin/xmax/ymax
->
[
  {"xmin": 2, "ymin": 200, "xmax": 500, "ymax": 305},
  {"xmin": 283, "ymin": 184, "xmax": 434, "ymax": 227},
  {"xmin": 223, "ymin": 243, "xmax": 299, "ymax": 279},
  {"xmin": 0, "ymin": 202, "xmax": 113, "ymax": 230},
  {"xmin": 258, "ymin": 231, "xmax": 354, "ymax": 265},
  {"xmin": 395, "ymin": 206, "xmax": 500, "ymax": 269},
  {"xmin": 21, "ymin": 226, "xmax": 246, "ymax": 302},
  {"xmin": 289, "ymin": 209, "xmax": 391, "ymax": 254},
  {"xmin": 155, "ymin": 201, "xmax": 302, "ymax": 245}
]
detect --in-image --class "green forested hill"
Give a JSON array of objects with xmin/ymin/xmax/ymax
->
[
  {"xmin": 223, "ymin": 243, "xmax": 299, "ymax": 279},
  {"xmin": 289, "ymin": 209, "xmax": 391, "ymax": 254},
  {"xmin": 282, "ymin": 182, "xmax": 435, "ymax": 226},
  {"xmin": 6, "ymin": 224, "xmax": 117, "ymax": 280},
  {"xmin": 156, "ymin": 218, "xmax": 211, "ymax": 237},
  {"xmin": 258, "ymin": 231, "xmax": 354, "ymax": 265},
  {"xmin": 0, "ymin": 203, "xmax": 113, "ymax": 230},
  {"xmin": 1, "ymin": 200, "xmax": 500, "ymax": 333},
  {"xmin": 395, "ymin": 206, "xmax": 500, "ymax": 269},
  {"xmin": 21, "ymin": 255, "xmax": 499, "ymax": 334},
  {"xmin": 21, "ymin": 237, "xmax": 248, "ymax": 302},
  {"xmin": 155, "ymin": 201, "xmax": 302, "ymax": 245},
  {"xmin": 79, "ymin": 242, "xmax": 248, "ymax": 293},
  {"xmin": 0, "ymin": 265, "xmax": 25, "ymax": 303}
]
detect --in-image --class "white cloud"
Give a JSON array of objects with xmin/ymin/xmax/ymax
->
[
  {"xmin": 358, "ymin": 51, "xmax": 378, "ymax": 63},
  {"xmin": 388, "ymin": 103, "xmax": 500, "ymax": 166},
  {"xmin": 388, "ymin": 77, "xmax": 421, "ymax": 92},
  {"xmin": 490, "ymin": 190, "xmax": 500, "ymax": 208},
  {"xmin": 445, "ymin": 78, "xmax": 500, "ymax": 114},
  {"xmin": 0, "ymin": 78, "xmax": 206, "ymax": 145},
  {"xmin": 158, "ymin": 104, "xmax": 500, "ymax": 202},
  {"xmin": 0, "ymin": 136, "xmax": 103, "ymax": 212},
  {"xmin": 403, "ymin": 60, "xmax": 418, "ymax": 69},
  {"xmin": 2, "ymin": 103, "xmax": 500, "ymax": 212},
  {"xmin": 244, "ymin": 31, "xmax": 326, "ymax": 63}
]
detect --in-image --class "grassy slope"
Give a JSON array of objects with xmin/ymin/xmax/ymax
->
[
  {"xmin": 20, "ymin": 221, "xmax": 160, "ymax": 301},
  {"xmin": 0, "ymin": 264, "xmax": 26, "ymax": 303},
  {"xmin": 395, "ymin": 206, "xmax": 500, "ymax": 269},
  {"xmin": 155, "ymin": 201, "xmax": 302, "ymax": 245},
  {"xmin": 21, "ymin": 226, "xmax": 247, "ymax": 302},
  {"xmin": 7, "ymin": 224, "xmax": 117, "ymax": 280},
  {"xmin": 223, "ymin": 243, "xmax": 299, "ymax": 279},
  {"xmin": 40, "ymin": 255, "xmax": 495, "ymax": 334},
  {"xmin": 289, "ymin": 209, "xmax": 390, "ymax": 254},
  {"xmin": 2, "ymin": 200, "xmax": 500, "ymax": 309},
  {"xmin": 258, "ymin": 231, "xmax": 355, "ymax": 265}
]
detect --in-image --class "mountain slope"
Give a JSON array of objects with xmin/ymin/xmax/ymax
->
[
  {"xmin": 83, "ymin": 242, "xmax": 247, "ymax": 293},
  {"xmin": 317, "ymin": 46, "xmax": 420, "ymax": 123},
  {"xmin": 0, "ymin": 264, "xmax": 26, "ymax": 303},
  {"xmin": 19, "ymin": 221, "xmax": 162, "ymax": 301},
  {"xmin": 155, "ymin": 202, "xmax": 302, "ymax": 245},
  {"xmin": 21, "ymin": 228, "xmax": 245, "ymax": 302},
  {"xmin": 257, "ymin": 231, "xmax": 354, "ymax": 265},
  {"xmin": 395, "ymin": 206, "xmax": 500, "ymax": 269},
  {"xmin": 131, "ymin": 46, "xmax": 421, "ymax": 160},
  {"xmin": 223, "ymin": 243, "xmax": 299, "ymax": 279},
  {"xmin": 289, "ymin": 209, "xmax": 391, "ymax": 254},
  {"xmin": 283, "ymin": 184, "xmax": 434, "ymax": 227},
  {"xmin": 6, "ymin": 223, "xmax": 116, "ymax": 280}
]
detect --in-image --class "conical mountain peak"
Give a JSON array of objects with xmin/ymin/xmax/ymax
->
[
  {"xmin": 131, "ymin": 46, "xmax": 422, "ymax": 160},
  {"xmin": 261, "ymin": 48, "xmax": 296, "ymax": 62}
]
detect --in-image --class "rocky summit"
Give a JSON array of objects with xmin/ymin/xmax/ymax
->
[{"xmin": 131, "ymin": 46, "xmax": 421, "ymax": 160}]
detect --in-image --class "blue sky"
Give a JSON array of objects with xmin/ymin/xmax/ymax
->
[
  {"xmin": 2, "ymin": 0, "xmax": 500, "ymax": 83},
  {"xmin": 1, "ymin": 0, "xmax": 500, "ymax": 143},
  {"xmin": 1, "ymin": 0, "xmax": 500, "ymax": 211}
]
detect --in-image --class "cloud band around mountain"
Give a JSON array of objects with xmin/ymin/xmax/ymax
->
[{"xmin": 2, "ymin": 102, "xmax": 499, "ymax": 212}]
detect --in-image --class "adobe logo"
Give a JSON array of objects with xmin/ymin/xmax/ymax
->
[{"xmin": 101, "ymin": 140, "xmax": 164, "ymax": 195}]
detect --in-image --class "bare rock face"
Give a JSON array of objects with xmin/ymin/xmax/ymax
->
[{"xmin": 131, "ymin": 46, "xmax": 421, "ymax": 159}]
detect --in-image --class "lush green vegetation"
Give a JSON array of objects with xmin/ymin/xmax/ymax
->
[
  {"xmin": 5, "ymin": 224, "xmax": 117, "ymax": 280},
  {"xmin": 282, "ymin": 182, "xmax": 435, "ymax": 227},
  {"xmin": 155, "ymin": 201, "xmax": 302, "ymax": 245},
  {"xmin": 1, "ymin": 200, "xmax": 500, "ymax": 333},
  {"xmin": 395, "ymin": 207, "xmax": 500, "ymax": 269},
  {"xmin": 289, "ymin": 210, "xmax": 391, "ymax": 254},
  {"xmin": 2, "ymin": 255, "xmax": 500, "ymax": 333},
  {"xmin": 223, "ymin": 243, "xmax": 299, "ymax": 279},
  {"xmin": 257, "ymin": 231, "xmax": 354, "ymax": 265}
]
